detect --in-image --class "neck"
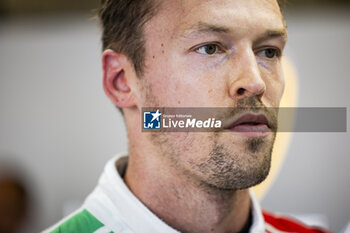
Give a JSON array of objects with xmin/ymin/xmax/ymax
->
[{"xmin": 124, "ymin": 151, "xmax": 252, "ymax": 233}]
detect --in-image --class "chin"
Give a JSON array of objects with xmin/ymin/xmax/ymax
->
[
  {"xmin": 195, "ymin": 136, "xmax": 274, "ymax": 191},
  {"xmin": 204, "ymin": 158, "xmax": 271, "ymax": 191}
]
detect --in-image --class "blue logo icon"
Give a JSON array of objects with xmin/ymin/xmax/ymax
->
[{"xmin": 143, "ymin": 110, "xmax": 161, "ymax": 129}]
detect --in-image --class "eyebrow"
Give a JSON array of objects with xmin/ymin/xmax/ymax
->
[
  {"xmin": 194, "ymin": 22, "xmax": 231, "ymax": 34},
  {"xmin": 181, "ymin": 22, "xmax": 287, "ymax": 42},
  {"xmin": 181, "ymin": 22, "xmax": 231, "ymax": 38},
  {"xmin": 255, "ymin": 29, "xmax": 288, "ymax": 43}
]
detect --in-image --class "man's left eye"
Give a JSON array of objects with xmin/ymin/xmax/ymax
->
[
  {"xmin": 258, "ymin": 48, "xmax": 280, "ymax": 59},
  {"xmin": 196, "ymin": 44, "xmax": 222, "ymax": 55}
]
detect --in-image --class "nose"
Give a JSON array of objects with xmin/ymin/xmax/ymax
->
[{"xmin": 228, "ymin": 49, "xmax": 266, "ymax": 100}]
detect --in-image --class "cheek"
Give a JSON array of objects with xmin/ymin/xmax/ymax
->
[
  {"xmin": 172, "ymin": 56, "xmax": 232, "ymax": 107},
  {"xmin": 263, "ymin": 74, "xmax": 284, "ymax": 107},
  {"xmin": 141, "ymin": 56, "xmax": 179, "ymax": 105},
  {"xmin": 261, "ymin": 63, "xmax": 285, "ymax": 107},
  {"xmin": 146, "ymin": 59, "xmax": 228, "ymax": 107}
]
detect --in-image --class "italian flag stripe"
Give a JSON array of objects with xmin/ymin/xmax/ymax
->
[{"xmin": 51, "ymin": 209, "xmax": 105, "ymax": 233}]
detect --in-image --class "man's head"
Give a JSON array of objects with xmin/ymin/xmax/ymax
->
[{"xmin": 100, "ymin": 0, "xmax": 287, "ymax": 190}]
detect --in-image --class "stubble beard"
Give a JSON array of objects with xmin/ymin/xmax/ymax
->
[
  {"xmin": 142, "ymin": 80, "xmax": 277, "ymax": 191},
  {"xmin": 194, "ymin": 133, "xmax": 276, "ymax": 191}
]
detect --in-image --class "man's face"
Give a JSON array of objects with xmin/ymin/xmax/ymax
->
[{"xmin": 135, "ymin": 0, "xmax": 286, "ymax": 190}]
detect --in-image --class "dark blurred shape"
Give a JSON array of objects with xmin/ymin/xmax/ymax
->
[{"xmin": 0, "ymin": 175, "xmax": 28, "ymax": 233}]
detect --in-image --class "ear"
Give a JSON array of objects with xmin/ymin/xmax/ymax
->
[{"xmin": 102, "ymin": 49, "xmax": 137, "ymax": 108}]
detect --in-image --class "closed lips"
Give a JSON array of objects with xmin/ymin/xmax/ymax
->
[{"xmin": 226, "ymin": 113, "xmax": 270, "ymax": 129}]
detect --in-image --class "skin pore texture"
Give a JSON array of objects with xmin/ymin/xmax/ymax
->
[{"xmin": 103, "ymin": 0, "xmax": 287, "ymax": 232}]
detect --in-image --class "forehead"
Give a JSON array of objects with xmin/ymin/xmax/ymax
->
[{"xmin": 147, "ymin": 0, "xmax": 285, "ymax": 40}]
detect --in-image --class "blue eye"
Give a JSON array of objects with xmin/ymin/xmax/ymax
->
[{"xmin": 196, "ymin": 44, "xmax": 221, "ymax": 55}]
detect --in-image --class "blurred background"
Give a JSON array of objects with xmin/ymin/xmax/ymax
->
[{"xmin": 0, "ymin": 0, "xmax": 349, "ymax": 232}]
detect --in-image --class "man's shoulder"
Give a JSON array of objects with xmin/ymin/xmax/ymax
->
[
  {"xmin": 44, "ymin": 209, "xmax": 105, "ymax": 233},
  {"xmin": 263, "ymin": 210, "xmax": 332, "ymax": 233}
]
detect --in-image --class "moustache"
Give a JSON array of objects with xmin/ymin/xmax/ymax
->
[{"xmin": 218, "ymin": 97, "xmax": 279, "ymax": 132}]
